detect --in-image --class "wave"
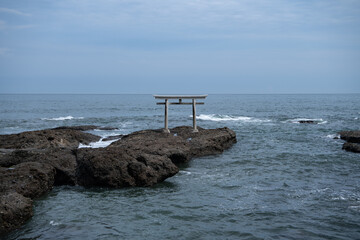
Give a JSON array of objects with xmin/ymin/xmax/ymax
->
[
  {"xmin": 42, "ymin": 116, "xmax": 84, "ymax": 121},
  {"xmin": 78, "ymin": 137, "xmax": 119, "ymax": 149},
  {"xmin": 326, "ymin": 133, "xmax": 340, "ymax": 139},
  {"xmin": 284, "ymin": 118, "xmax": 327, "ymax": 124},
  {"xmin": 195, "ymin": 114, "xmax": 270, "ymax": 123}
]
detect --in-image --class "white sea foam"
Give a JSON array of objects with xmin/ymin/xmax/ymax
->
[
  {"xmin": 326, "ymin": 133, "xmax": 340, "ymax": 139},
  {"xmin": 49, "ymin": 220, "xmax": 60, "ymax": 226},
  {"xmin": 42, "ymin": 116, "xmax": 84, "ymax": 121},
  {"xmin": 285, "ymin": 118, "xmax": 327, "ymax": 124},
  {"xmin": 78, "ymin": 138, "xmax": 119, "ymax": 149},
  {"xmin": 349, "ymin": 205, "xmax": 360, "ymax": 212},
  {"xmin": 195, "ymin": 114, "xmax": 270, "ymax": 123},
  {"xmin": 179, "ymin": 170, "xmax": 192, "ymax": 175}
]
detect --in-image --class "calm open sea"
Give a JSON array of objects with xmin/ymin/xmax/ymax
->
[{"xmin": 1, "ymin": 94, "xmax": 360, "ymax": 240}]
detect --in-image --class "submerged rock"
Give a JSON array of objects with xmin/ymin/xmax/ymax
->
[{"xmin": 339, "ymin": 130, "xmax": 360, "ymax": 153}]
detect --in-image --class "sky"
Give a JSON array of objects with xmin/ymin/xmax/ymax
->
[{"xmin": 0, "ymin": 0, "xmax": 359, "ymax": 94}]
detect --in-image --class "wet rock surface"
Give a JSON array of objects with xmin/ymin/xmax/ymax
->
[
  {"xmin": 0, "ymin": 162, "xmax": 55, "ymax": 199},
  {"xmin": 0, "ymin": 125, "xmax": 237, "ymax": 234},
  {"xmin": 0, "ymin": 192, "xmax": 33, "ymax": 235},
  {"xmin": 0, "ymin": 128, "xmax": 100, "ymax": 149},
  {"xmin": 339, "ymin": 130, "xmax": 360, "ymax": 153}
]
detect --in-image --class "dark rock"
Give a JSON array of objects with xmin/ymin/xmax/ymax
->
[
  {"xmin": 97, "ymin": 127, "xmax": 119, "ymax": 131},
  {"xmin": 0, "ymin": 162, "xmax": 55, "ymax": 199},
  {"xmin": 338, "ymin": 130, "xmax": 360, "ymax": 153},
  {"xmin": 53, "ymin": 125, "xmax": 99, "ymax": 131},
  {"xmin": 0, "ymin": 128, "xmax": 100, "ymax": 149},
  {"xmin": 0, "ymin": 192, "xmax": 33, "ymax": 235},
  {"xmin": 110, "ymin": 127, "xmax": 193, "ymax": 164},
  {"xmin": 342, "ymin": 142, "xmax": 360, "ymax": 153},
  {"xmin": 298, "ymin": 120, "xmax": 316, "ymax": 124},
  {"xmin": 339, "ymin": 130, "xmax": 360, "ymax": 143},
  {"xmin": 102, "ymin": 135, "xmax": 123, "ymax": 141},
  {"xmin": 0, "ymin": 148, "xmax": 78, "ymax": 186},
  {"xmin": 76, "ymin": 148, "xmax": 178, "ymax": 187},
  {"xmin": 171, "ymin": 126, "xmax": 237, "ymax": 158}
]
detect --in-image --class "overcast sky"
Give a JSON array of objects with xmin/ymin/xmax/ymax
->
[{"xmin": 0, "ymin": 0, "xmax": 359, "ymax": 94}]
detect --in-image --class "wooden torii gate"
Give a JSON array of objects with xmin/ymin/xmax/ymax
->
[{"xmin": 154, "ymin": 95, "xmax": 208, "ymax": 133}]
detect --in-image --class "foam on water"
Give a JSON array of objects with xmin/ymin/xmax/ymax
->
[
  {"xmin": 41, "ymin": 116, "xmax": 84, "ymax": 121},
  {"xmin": 78, "ymin": 138, "xmax": 119, "ymax": 148},
  {"xmin": 49, "ymin": 220, "xmax": 60, "ymax": 226},
  {"xmin": 326, "ymin": 133, "xmax": 340, "ymax": 139},
  {"xmin": 284, "ymin": 118, "xmax": 327, "ymax": 124},
  {"xmin": 196, "ymin": 114, "xmax": 270, "ymax": 123}
]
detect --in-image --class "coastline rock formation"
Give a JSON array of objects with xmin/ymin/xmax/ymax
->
[
  {"xmin": 339, "ymin": 130, "xmax": 360, "ymax": 153},
  {"xmin": 0, "ymin": 125, "xmax": 236, "ymax": 234}
]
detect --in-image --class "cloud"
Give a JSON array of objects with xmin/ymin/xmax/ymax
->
[{"xmin": 0, "ymin": 7, "xmax": 31, "ymax": 17}]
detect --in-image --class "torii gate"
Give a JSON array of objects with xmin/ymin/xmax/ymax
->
[{"xmin": 153, "ymin": 95, "xmax": 208, "ymax": 133}]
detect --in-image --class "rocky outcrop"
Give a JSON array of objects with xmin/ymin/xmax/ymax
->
[
  {"xmin": 0, "ymin": 162, "xmax": 55, "ymax": 235},
  {"xmin": 0, "ymin": 125, "xmax": 237, "ymax": 234},
  {"xmin": 76, "ymin": 126, "xmax": 236, "ymax": 187},
  {"xmin": 339, "ymin": 131, "xmax": 360, "ymax": 143},
  {"xmin": 342, "ymin": 142, "xmax": 360, "ymax": 153},
  {"xmin": 76, "ymin": 148, "xmax": 178, "ymax": 187},
  {"xmin": 0, "ymin": 126, "xmax": 100, "ymax": 235},
  {"xmin": 339, "ymin": 130, "xmax": 360, "ymax": 153}
]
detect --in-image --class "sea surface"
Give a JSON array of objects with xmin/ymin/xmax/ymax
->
[{"xmin": 1, "ymin": 94, "xmax": 360, "ymax": 240}]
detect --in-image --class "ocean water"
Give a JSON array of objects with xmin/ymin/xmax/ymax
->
[{"xmin": 1, "ymin": 94, "xmax": 360, "ymax": 240}]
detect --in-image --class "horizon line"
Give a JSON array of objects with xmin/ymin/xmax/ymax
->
[{"xmin": 0, "ymin": 92, "xmax": 359, "ymax": 95}]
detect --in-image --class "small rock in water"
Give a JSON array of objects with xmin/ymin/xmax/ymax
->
[
  {"xmin": 338, "ymin": 130, "xmax": 360, "ymax": 153},
  {"xmin": 299, "ymin": 120, "xmax": 316, "ymax": 124}
]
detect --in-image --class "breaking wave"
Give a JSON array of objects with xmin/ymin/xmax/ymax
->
[
  {"xmin": 284, "ymin": 118, "xmax": 327, "ymax": 124},
  {"xmin": 78, "ymin": 138, "xmax": 119, "ymax": 149},
  {"xmin": 326, "ymin": 133, "xmax": 340, "ymax": 139},
  {"xmin": 41, "ymin": 116, "xmax": 84, "ymax": 121},
  {"xmin": 195, "ymin": 114, "xmax": 270, "ymax": 123}
]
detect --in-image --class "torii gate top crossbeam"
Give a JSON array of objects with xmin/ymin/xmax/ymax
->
[{"xmin": 153, "ymin": 95, "xmax": 208, "ymax": 99}]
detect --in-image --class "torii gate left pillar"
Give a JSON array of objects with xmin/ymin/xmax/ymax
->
[{"xmin": 154, "ymin": 95, "xmax": 208, "ymax": 133}]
